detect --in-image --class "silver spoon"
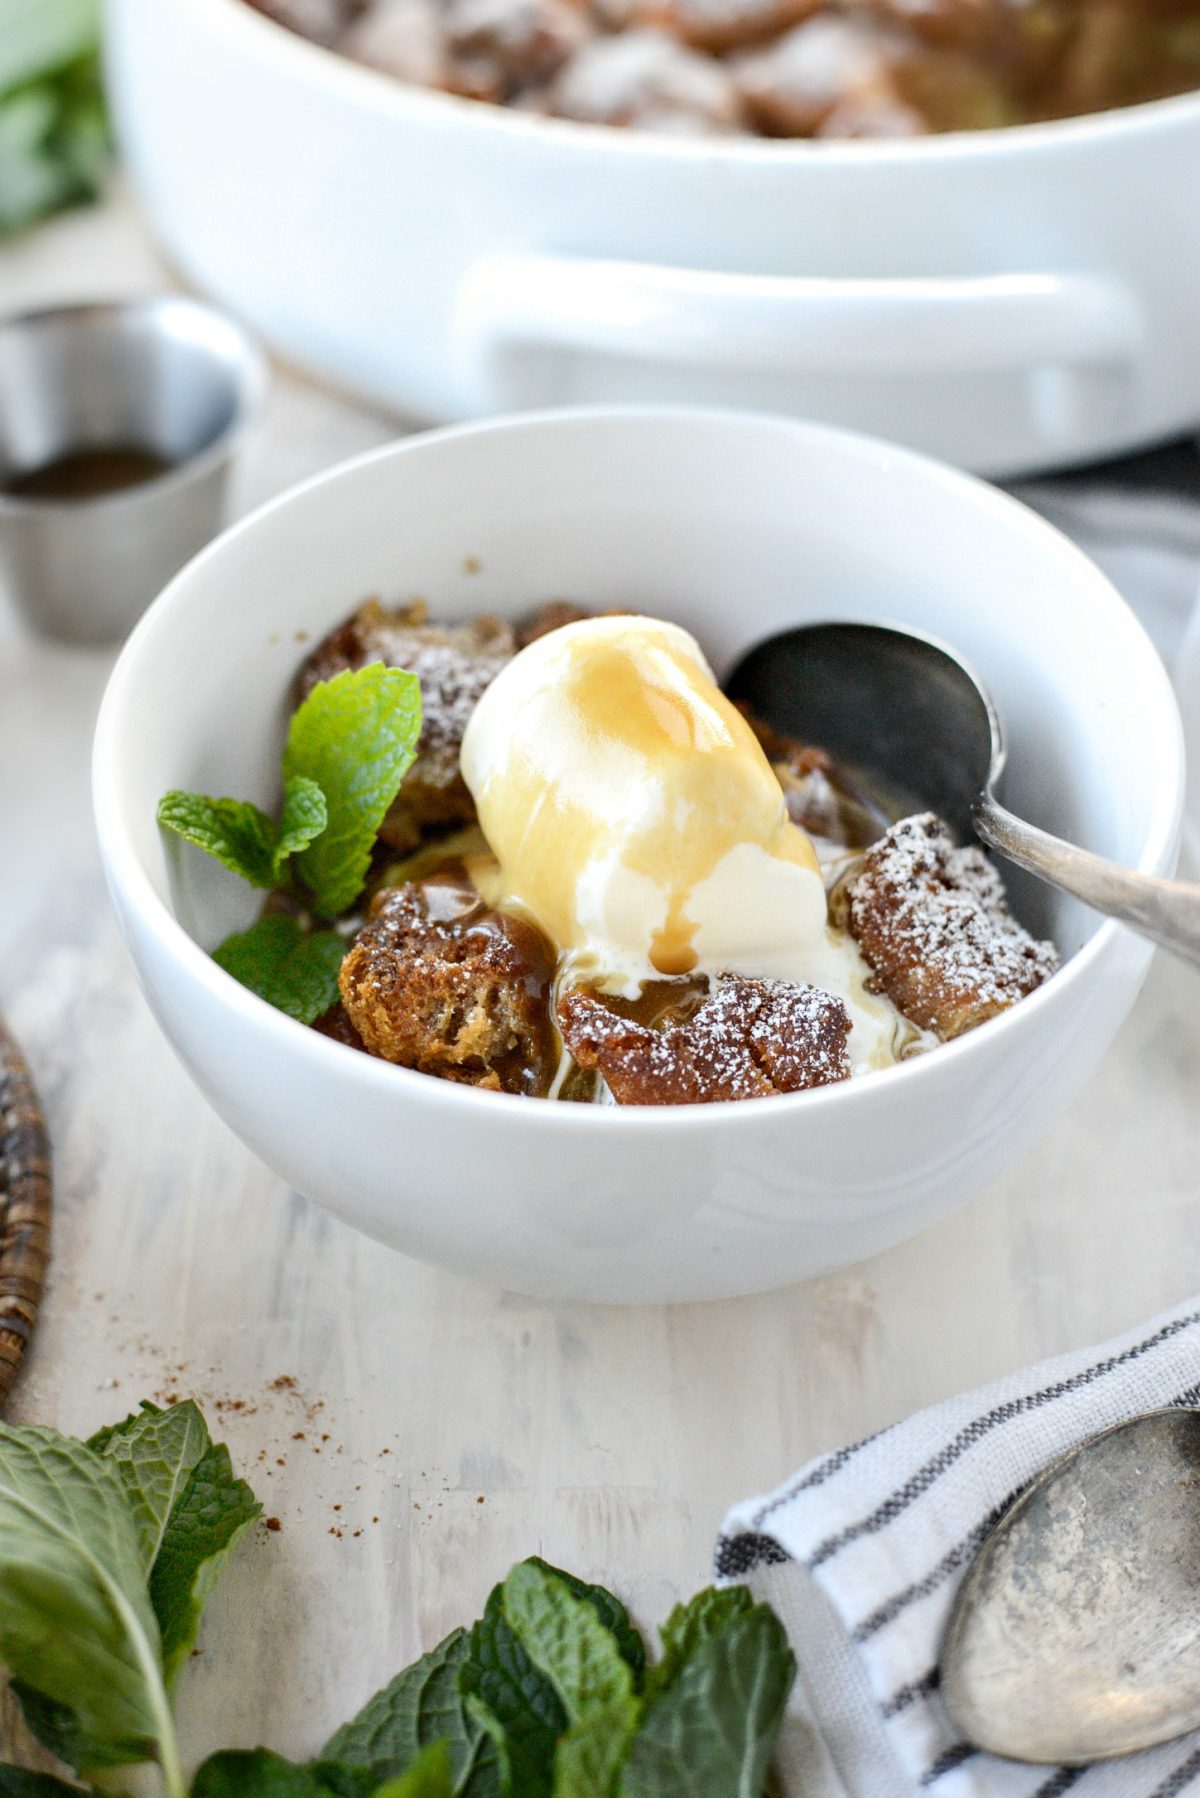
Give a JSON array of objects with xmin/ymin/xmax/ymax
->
[
  {"xmin": 940, "ymin": 1409, "xmax": 1200, "ymax": 1765},
  {"xmin": 724, "ymin": 621, "xmax": 1200, "ymax": 969}
]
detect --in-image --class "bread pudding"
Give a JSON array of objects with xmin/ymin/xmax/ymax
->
[
  {"xmin": 245, "ymin": 0, "xmax": 1200, "ymax": 139},
  {"xmin": 270, "ymin": 599, "xmax": 1057, "ymax": 1104}
]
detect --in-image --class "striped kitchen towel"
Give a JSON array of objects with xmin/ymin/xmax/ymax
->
[{"xmin": 717, "ymin": 1297, "xmax": 1200, "ymax": 1798}]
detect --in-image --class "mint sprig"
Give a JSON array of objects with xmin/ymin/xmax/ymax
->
[
  {"xmin": 622, "ymin": 1599, "xmax": 795, "ymax": 1797},
  {"xmin": 158, "ymin": 777, "xmax": 327, "ymax": 892},
  {"xmin": 0, "ymin": 0, "xmax": 111, "ymax": 238},
  {"xmin": 212, "ymin": 916, "xmax": 346, "ymax": 1026},
  {"xmin": 157, "ymin": 664, "xmax": 423, "ymax": 1023},
  {"xmin": 0, "ymin": 1403, "xmax": 261, "ymax": 1794},
  {"xmin": 148, "ymin": 1437, "xmax": 263, "ymax": 1685},
  {"xmin": 283, "ymin": 664, "xmax": 421, "ymax": 918},
  {"xmin": 0, "ymin": 1404, "xmax": 795, "ymax": 1798},
  {"xmin": 324, "ymin": 1628, "xmax": 502, "ymax": 1795}
]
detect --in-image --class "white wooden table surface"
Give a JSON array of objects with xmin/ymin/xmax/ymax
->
[{"xmin": 4, "ymin": 186, "xmax": 1200, "ymax": 1770}]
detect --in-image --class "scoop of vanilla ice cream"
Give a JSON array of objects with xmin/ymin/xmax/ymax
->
[
  {"xmin": 461, "ymin": 616, "xmax": 829, "ymax": 988},
  {"xmin": 460, "ymin": 615, "xmax": 854, "ymax": 1000}
]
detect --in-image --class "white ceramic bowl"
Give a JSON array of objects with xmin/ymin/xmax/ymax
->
[
  {"xmin": 93, "ymin": 409, "xmax": 1183, "ymax": 1303},
  {"xmin": 1178, "ymin": 589, "xmax": 1200, "ymax": 872},
  {"xmin": 105, "ymin": 0, "xmax": 1200, "ymax": 477}
]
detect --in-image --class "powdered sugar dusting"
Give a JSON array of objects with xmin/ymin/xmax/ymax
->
[
  {"xmin": 559, "ymin": 973, "xmax": 851, "ymax": 1104},
  {"xmin": 847, "ymin": 812, "xmax": 1059, "ymax": 1039},
  {"xmin": 298, "ymin": 600, "xmax": 515, "ymax": 793},
  {"xmin": 397, "ymin": 637, "xmax": 513, "ymax": 787}
]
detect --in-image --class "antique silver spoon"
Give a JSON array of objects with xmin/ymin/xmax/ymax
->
[
  {"xmin": 725, "ymin": 621, "xmax": 1200, "ymax": 968},
  {"xmin": 940, "ymin": 1409, "xmax": 1200, "ymax": 1765}
]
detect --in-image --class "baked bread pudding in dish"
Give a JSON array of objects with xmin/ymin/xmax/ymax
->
[
  {"xmin": 161, "ymin": 597, "xmax": 1058, "ymax": 1107},
  {"xmin": 245, "ymin": 0, "xmax": 1200, "ymax": 137}
]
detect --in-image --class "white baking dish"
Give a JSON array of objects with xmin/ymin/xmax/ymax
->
[{"xmin": 105, "ymin": 0, "xmax": 1200, "ymax": 476}]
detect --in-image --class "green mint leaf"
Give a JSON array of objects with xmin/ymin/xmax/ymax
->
[
  {"xmin": 461, "ymin": 1584, "xmax": 564, "ymax": 1798},
  {"xmin": 645, "ymin": 1587, "xmax": 753, "ymax": 1699},
  {"xmin": 158, "ymin": 791, "xmax": 279, "ymax": 890},
  {"xmin": 86, "ymin": 1399, "xmax": 259, "ymax": 1685},
  {"xmin": 90, "ymin": 1399, "xmax": 209, "ymax": 1571},
  {"xmin": 0, "ymin": 0, "xmax": 98, "ymax": 92},
  {"xmin": 0, "ymin": 1422, "xmax": 181, "ymax": 1788},
  {"xmin": 85, "ymin": 1395, "xmax": 163, "ymax": 1454},
  {"xmin": 149, "ymin": 1439, "xmax": 262, "ymax": 1686},
  {"xmin": 524, "ymin": 1560, "xmax": 645, "ymax": 1690},
  {"xmin": 213, "ymin": 915, "xmax": 346, "ymax": 1025},
  {"xmin": 8, "ymin": 1683, "xmax": 92, "ymax": 1772},
  {"xmin": 503, "ymin": 1562, "xmax": 636, "ymax": 1725},
  {"xmin": 502, "ymin": 1563, "xmax": 638, "ymax": 1798},
  {"xmin": 284, "ymin": 665, "xmax": 422, "ymax": 917},
  {"xmin": 309, "ymin": 1768, "xmax": 378, "ymax": 1798},
  {"xmin": 0, "ymin": 1767, "xmax": 87, "ymax": 1798},
  {"xmin": 192, "ymin": 1751, "xmax": 372, "ymax": 1798},
  {"xmin": 276, "ymin": 776, "xmax": 328, "ymax": 877},
  {"xmin": 372, "ymin": 1743, "xmax": 456, "ymax": 1798},
  {"xmin": 553, "ymin": 1697, "xmax": 640, "ymax": 1798},
  {"xmin": 618, "ymin": 1605, "xmax": 795, "ymax": 1798},
  {"xmin": 324, "ymin": 1627, "xmax": 503, "ymax": 1797}
]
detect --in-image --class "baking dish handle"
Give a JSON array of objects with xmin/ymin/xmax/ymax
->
[{"xmin": 456, "ymin": 255, "xmax": 1141, "ymax": 432}]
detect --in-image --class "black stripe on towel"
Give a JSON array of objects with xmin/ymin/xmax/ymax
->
[
  {"xmin": 1149, "ymin": 1747, "xmax": 1200, "ymax": 1798},
  {"xmin": 920, "ymin": 1744, "xmax": 977, "ymax": 1786},
  {"xmin": 1030, "ymin": 1770, "xmax": 1083, "ymax": 1797},
  {"xmin": 751, "ymin": 1425, "xmax": 892, "ymax": 1530},
  {"xmin": 852, "ymin": 1490, "xmax": 1024, "ymax": 1644},
  {"xmin": 856, "ymin": 1380, "xmax": 1200, "ymax": 1646},
  {"xmin": 713, "ymin": 1531, "xmax": 790, "ymax": 1578},
  {"xmin": 881, "ymin": 1666, "xmax": 940, "ymax": 1720},
  {"xmin": 805, "ymin": 1312, "xmax": 1200, "ymax": 1571}
]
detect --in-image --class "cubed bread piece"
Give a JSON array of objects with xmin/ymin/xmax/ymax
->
[
  {"xmin": 311, "ymin": 1002, "xmax": 368, "ymax": 1050},
  {"xmin": 339, "ymin": 879, "xmax": 558, "ymax": 1093},
  {"xmin": 446, "ymin": 0, "xmax": 594, "ymax": 90},
  {"xmin": 247, "ymin": 0, "xmax": 357, "ymax": 46},
  {"xmin": 851, "ymin": 0, "xmax": 1020, "ymax": 54},
  {"xmin": 846, "ymin": 812, "xmax": 1058, "ymax": 1039},
  {"xmin": 735, "ymin": 15, "xmax": 925, "ymax": 134},
  {"xmin": 550, "ymin": 29, "xmax": 746, "ymax": 131},
  {"xmin": 295, "ymin": 599, "xmax": 515, "ymax": 853},
  {"xmin": 341, "ymin": 0, "xmax": 450, "ymax": 84},
  {"xmin": 626, "ymin": 0, "xmax": 823, "ymax": 56},
  {"xmin": 515, "ymin": 599, "xmax": 596, "ymax": 648},
  {"xmin": 559, "ymin": 974, "xmax": 851, "ymax": 1104}
]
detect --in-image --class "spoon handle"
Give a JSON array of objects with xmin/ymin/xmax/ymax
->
[{"xmin": 976, "ymin": 796, "xmax": 1200, "ymax": 969}]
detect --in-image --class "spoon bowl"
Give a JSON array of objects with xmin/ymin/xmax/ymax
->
[
  {"xmin": 941, "ymin": 1408, "xmax": 1200, "ymax": 1765},
  {"xmin": 726, "ymin": 621, "xmax": 1200, "ymax": 968},
  {"xmin": 727, "ymin": 621, "xmax": 1001, "ymax": 846}
]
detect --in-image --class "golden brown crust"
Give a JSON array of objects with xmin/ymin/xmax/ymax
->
[
  {"xmin": 255, "ymin": 0, "xmax": 1200, "ymax": 137},
  {"xmin": 311, "ymin": 1002, "xmax": 369, "ymax": 1051},
  {"xmin": 559, "ymin": 975, "xmax": 851, "ymax": 1104},
  {"xmin": 735, "ymin": 14, "xmax": 923, "ymax": 135},
  {"xmin": 630, "ymin": 0, "xmax": 822, "ymax": 54},
  {"xmin": 515, "ymin": 599, "xmax": 596, "ymax": 648},
  {"xmin": 548, "ymin": 27, "xmax": 746, "ymax": 128},
  {"xmin": 245, "ymin": 0, "xmax": 354, "ymax": 46},
  {"xmin": 339, "ymin": 878, "xmax": 559, "ymax": 1094},
  {"xmin": 447, "ymin": 0, "xmax": 595, "ymax": 89},
  {"xmin": 846, "ymin": 812, "xmax": 1059, "ymax": 1040},
  {"xmin": 296, "ymin": 599, "xmax": 515, "ymax": 853}
]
